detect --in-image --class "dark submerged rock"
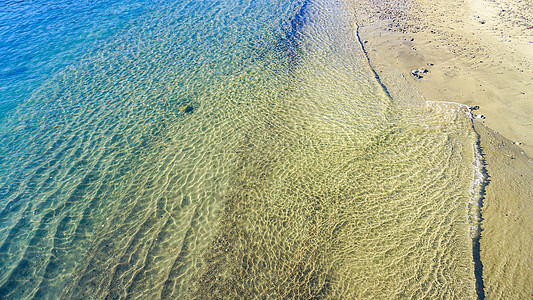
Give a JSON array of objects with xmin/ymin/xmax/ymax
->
[{"xmin": 180, "ymin": 103, "xmax": 195, "ymax": 114}]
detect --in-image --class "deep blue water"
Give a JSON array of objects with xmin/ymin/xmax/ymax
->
[{"xmin": 0, "ymin": 0, "xmax": 163, "ymax": 119}]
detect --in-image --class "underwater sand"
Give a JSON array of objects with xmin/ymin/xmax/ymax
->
[{"xmin": 1, "ymin": 0, "xmax": 523, "ymax": 298}]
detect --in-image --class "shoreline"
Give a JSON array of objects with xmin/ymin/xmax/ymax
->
[
  {"xmin": 350, "ymin": 0, "xmax": 533, "ymax": 298},
  {"xmin": 351, "ymin": 0, "xmax": 533, "ymax": 156}
]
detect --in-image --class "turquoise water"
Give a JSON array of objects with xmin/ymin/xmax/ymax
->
[{"xmin": 1, "ymin": 0, "xmax": 480, "ymax": 298}]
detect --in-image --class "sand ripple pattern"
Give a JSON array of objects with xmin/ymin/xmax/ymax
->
[
  {"xmin": 0, "ymin": 0, "xmax": 301, "ymax": 298},
  {"xmin": 0, "ymin": 0, "xmax": 477, "ymax": 298},
  {"xmin": 196, "ymin": 0, "xmax": 477, "ymax": 298}
]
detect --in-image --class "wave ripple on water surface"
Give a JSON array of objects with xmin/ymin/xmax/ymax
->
[{"xmin": 0, "ymin": 0, "xmax": 480, "ymax": 298}]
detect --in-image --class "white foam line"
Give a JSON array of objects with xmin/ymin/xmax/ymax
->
[{"xmin": 425, "ymin": 100, "xmax": 470, "ymax": 108}]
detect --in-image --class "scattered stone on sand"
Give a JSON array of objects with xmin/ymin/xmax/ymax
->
[
  {"xmin": 411, "ymin": 70, "xmax": 422, "ymax": 79},
  {"xmin": 476, "ymin": 114, "xmax": 486, "ymax": 119},
  {"xmin": 515, "ymin": 141, "xmax": 522, "ymax": 145},
  {"xmin": 469, "ymin": 105, "xmax": 480, "ymax": 110},
  {"xmin": 411, "ymin": 68, "xmax": 429, "ymax": 79}
]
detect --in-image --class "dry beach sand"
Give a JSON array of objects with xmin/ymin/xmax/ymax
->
[
  {"xmin": 352, "ymin": 0, "xmax": 533, "ymax": 155},
  {"xmin": 350, "ymin": 0, "xmax": 533, "ymax": 298}
]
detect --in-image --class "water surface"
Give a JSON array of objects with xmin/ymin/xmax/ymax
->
[{"xmin": 0, "ymin": 0, "xmax": 479, "ymax": 298}]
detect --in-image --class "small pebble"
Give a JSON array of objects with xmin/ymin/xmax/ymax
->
[
  {"xmin": 411, "ymin": 68, "xmax": 429, "ymax": 79},
  {"xmin": 475, "ymin": 114, "xmax": 486, "ymax": 119},
  {"xmin": 515, "ymin": 142, "xmax": 522, "ymax": 145},
  {"xmin": 411, "ymin": 70, "xmax": 423, "ymax": 79}
]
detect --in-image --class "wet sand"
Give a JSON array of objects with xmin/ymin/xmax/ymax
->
[{"xmin": 350, "ymin": 0, "xmax": 533, "ymax": 297}]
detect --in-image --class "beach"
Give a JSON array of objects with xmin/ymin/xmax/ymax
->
[
  {"xmin": 0, "ymin": 0, "xmax": 532, "ymax": 298},
  {"xmin": 351, "ymin": 0, "xmax": 533, "ymax": 297}
]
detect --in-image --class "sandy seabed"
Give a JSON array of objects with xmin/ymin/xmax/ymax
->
[{"xmin": 350, "ymin": 0, "xmax": 533, "ymax": 297}]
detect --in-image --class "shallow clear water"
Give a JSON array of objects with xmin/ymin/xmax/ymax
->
[{"xmin": 0, "ymin": 0, "xmax": 479, "ymax": 298}]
